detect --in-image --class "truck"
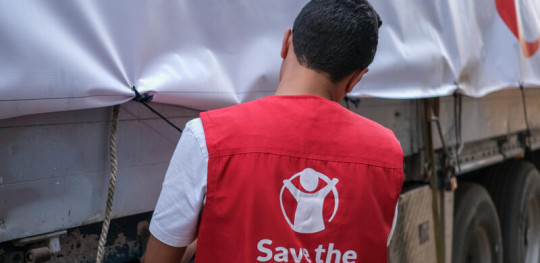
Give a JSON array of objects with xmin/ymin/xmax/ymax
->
[{"xmin": 1, "ymin": 0, "xmax": 539, "ymax": 262}]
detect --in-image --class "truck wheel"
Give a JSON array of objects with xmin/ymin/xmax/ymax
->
[
  {"xmin": 453, "ymin": 182, "xmax": 503, "ymax": 263},
  {"xmin": 483, "ymin": 161, "xmax": 540, "ymax": 263}
]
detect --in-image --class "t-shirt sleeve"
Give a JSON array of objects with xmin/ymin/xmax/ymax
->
[{"xmin": 149, "ymin": 118, "xmax": 208, "ymax": 247}]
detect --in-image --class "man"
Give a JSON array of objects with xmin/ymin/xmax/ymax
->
[{"xmin": 145, "ymin": 0, "xmax": 403, "ymax": 262}]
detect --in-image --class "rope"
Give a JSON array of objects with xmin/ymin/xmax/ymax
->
[
  {"xmin": 520, "ymin": 83, "xmax": 531, "ymax": 138},
  {"xmin": 453, "ymin": 92, "xmax": 463, "ymax": 171},
  {"xmin": 94, "ymin": 87, "xmax": 180, "ymax": 261},
  {"xmin": 96, "ymin": 105, "xmax": 120, "ymax": 263},
  {"xmin": 519, "ymin": 83, "xmax": 533, "ymax": 158}
]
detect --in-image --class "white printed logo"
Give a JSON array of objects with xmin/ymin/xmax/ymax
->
[{"xmin": 279, "ymin": 168, "xmax": 339, "ymax": 234}]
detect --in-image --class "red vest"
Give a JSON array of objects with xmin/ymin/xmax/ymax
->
[{"xmin": 197, "ymin": 95, "xmax": 403, "ymax": 263}]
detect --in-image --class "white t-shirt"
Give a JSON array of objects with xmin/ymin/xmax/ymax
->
[
  {"xmin": 150, "ymin": 118, "xmax": 208, "ymax": 247},
  {"xmin": 149, "ymin": 118, "xmax": 398, "ymax": 248}
]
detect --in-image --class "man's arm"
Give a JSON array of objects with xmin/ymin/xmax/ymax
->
[
  {"xmin": 180, "ymin": 239, "xmax": 198, "ymax": 263},
  {"xmin": 144, "ymin": 234, "xmax": 186, "ymax": 263},
  {"xmin": 145, "ymin": 118, "xmax": 208, "ymax": 262}
]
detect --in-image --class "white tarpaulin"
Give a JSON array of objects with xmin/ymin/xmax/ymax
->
[{"xmin": 0, "ymin": 0, "xmax": 539, "ymax": 120}]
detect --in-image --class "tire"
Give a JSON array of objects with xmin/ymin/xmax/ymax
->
[
  {"xmin": 453, "ymin": 182, "xmax": 503, "ymax": 263},
  {"xmin": 482, "ymin": 161, "xmax": 540, "ymax": 263}
]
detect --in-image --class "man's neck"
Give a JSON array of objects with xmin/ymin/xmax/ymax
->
[{"xmin": 275, "ymin": 66, "xmax": 339, "ymax": 102}]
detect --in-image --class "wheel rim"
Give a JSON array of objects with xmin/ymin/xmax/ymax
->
[
  {"xmin": 525, "ymin": 196, "xmax": 540, "ymax": 263},
  {"xmin": 466, "ymin": 227, "xmax": 492, "ymax": 263}
]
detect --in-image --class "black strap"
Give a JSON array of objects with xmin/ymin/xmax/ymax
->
[{"xmin": 132, "ymin": 86, "xmax": 183, "ymax": 133}]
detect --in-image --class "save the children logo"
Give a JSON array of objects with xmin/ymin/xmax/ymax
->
[
  {"xmin": 279, "ymin": 168, "xmax": 339, "ymax": 234},
  {"xmin": 256, "ymin": 169, "xmax": 358, "ymax": 262}
]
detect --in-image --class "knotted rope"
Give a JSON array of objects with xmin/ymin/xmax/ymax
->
[{"xmin": 96, "ymin": 105, "xmax": 120, "ymax": 263}]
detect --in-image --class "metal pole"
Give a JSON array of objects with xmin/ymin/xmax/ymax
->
[{"xmin": 423, "ymin": 98, "xmax": 445, "ymax": 263}]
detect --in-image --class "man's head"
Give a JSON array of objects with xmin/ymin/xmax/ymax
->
[
  {"xmin": 276, "ymin": 0, "xmax": 382, "ymax": 101},
  {"xmin": 292, "ymin": 0, "xmax": 382, "ymax": 83}
]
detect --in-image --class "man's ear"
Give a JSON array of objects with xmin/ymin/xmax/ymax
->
[
  {"xmin": 346, "ymin": 68, "xmax": 369, "ymax": 93},
  {"xmin": 281, "ymin": 28, "xmax": 293, "ymax": 59}
]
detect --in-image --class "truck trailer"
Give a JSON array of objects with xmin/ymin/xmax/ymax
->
[{"xmin": 1, "ymin": 1, "xmax": 539, "ymax": 262}]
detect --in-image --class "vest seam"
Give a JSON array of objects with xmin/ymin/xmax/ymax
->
[
  {"xmin": 208, "ymin": 151, "xmax": 402, "ymax": 169},
  {"xmin": 199, "ymin": 112, "xmax": 218, "ymax": 210}
]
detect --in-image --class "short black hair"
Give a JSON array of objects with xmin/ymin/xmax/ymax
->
[{"xmin": 292, "ymin": 0, "xmax": 382, "ymax": 82}]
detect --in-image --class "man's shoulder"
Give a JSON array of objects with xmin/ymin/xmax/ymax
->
[
  {"xmin": 341, "ymin": 110, "xmax": 403, "ymax": 166},
  {"xmin": 200, "ymin": 98, "xmax": 258, "ymax": 124},
  {"xmin": 185, "ymin": 118, "xmax": 203, "ymax": 132},
  {"xmin": 341, "ymin": 107, "xmax": 398, "ymax": 142}
]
